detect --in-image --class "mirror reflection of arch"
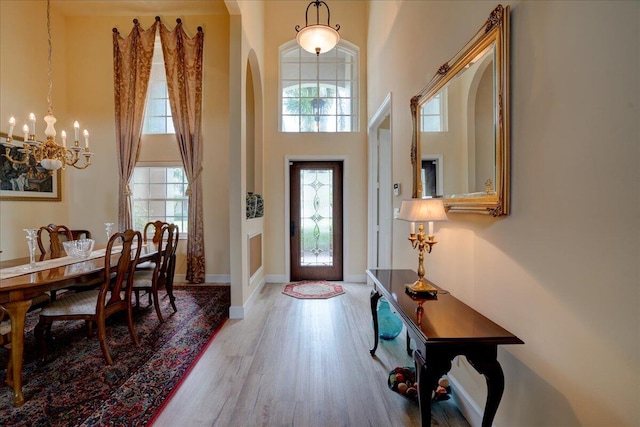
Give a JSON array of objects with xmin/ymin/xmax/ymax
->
[
  {"xmin": 279, "ymin": 40, "xmax": 359, "ymax": 132},
  {"xmin": 411, "ymin": 4, "xmax": 510, "ymax": 216},
  {"xmin": 420, "ymin": 44, "xmax": 495, "ymax": 197}
]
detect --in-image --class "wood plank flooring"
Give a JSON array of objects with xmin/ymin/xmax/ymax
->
[{"xmin": 151, "ymin": 282, "xmax": 469, "ymax": 427}]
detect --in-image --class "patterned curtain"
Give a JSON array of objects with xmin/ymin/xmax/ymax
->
[
  {"xmin": 159, "ymin": 19, "xmax": 205, "ymax": 283},
  {"xmin": 112, "ymin": 19, "xmax": 158, "ymax": 230}
]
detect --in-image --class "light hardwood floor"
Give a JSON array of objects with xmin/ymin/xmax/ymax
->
[{"xmin": 151, "ymin": 282, "xmax": 469, "ymax": 427}]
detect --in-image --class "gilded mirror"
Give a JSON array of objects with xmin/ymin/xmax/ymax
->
[{"xmin": 411, "ymin": 4, "xmax": 510, "ymax": 216}]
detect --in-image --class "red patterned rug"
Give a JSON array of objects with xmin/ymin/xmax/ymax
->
[
  {"xmin": 282, "ymin": 281, "xmax": 345, "ymax": 299},
  {"xmin": 0, "ymin": 285, "xmax": 229, "ymax": 426}
]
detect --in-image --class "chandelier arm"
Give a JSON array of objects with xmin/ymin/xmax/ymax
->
[
  {"xmin": 3, "ymin": 146, "xmax": 31, "ymax": 167},
  {"xmin": 70, "ymin": 153, "xmax": 93, "ymax": 170}
]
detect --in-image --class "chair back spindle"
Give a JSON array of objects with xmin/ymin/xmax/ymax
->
[{"xmin": 37, "ymin": 224, "xmax": 74, "ymax": 254}]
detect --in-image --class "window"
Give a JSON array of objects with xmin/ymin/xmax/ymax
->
[
  {"xmin": 420, "ymin": 89, "xmax": 448, "ymax": 132},
  {"xmin": 132, "ymin": 166, "xmax": 188, "ymax": 235},
  {"xmin": 143, "ymin": 35, "xmax": 174, "ymax": 134},
  {"xmin": 280, "ymin": 40, "xmax": 358, "ymax": 132}
]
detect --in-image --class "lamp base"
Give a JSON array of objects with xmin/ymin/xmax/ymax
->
[{"xmin": 405, "ymin": 278, "xmax": 438, "ymax": 298}]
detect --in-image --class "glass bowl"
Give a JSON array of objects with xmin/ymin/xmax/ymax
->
[{"xmin": 63, "ymin": 238, "xmax": 95, "ymax": 259}]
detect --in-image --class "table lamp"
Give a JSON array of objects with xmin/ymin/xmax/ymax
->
[{"xmin": 397, "ymin": 198, "xmax": 448, "ymax": 296}]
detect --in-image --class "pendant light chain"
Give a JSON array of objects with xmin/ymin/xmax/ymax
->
[{"xmin": 46, "ymin": 0, "xmax": 53, "ymax": 116}]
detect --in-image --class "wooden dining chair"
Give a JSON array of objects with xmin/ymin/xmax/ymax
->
[
  {"xmin": 70, "ymin": 229, "xmax": 92, "ymax": 240},
  {"xmin": 143, "ymin": 220, "xmax": 169, "ymax": 243},
  {"xmin": 37, "ymin": 224, "xmax": 100, "ymax": 296},
  {"xmin": 136, "ymin": 220, "xmax": 169, "ymax": 272},
  {"xmin": 36, "ymin": 224, "xmax": 74, "ymax": 255},
  {"xmin": 34, "ymin": 229, "xmax": 142, "ymax": 365},
  {"xmin": 132, "ymin": 224, "xmax": 179, "ymax": 322},
  {"xmin": 0, "ymin": 310, "xmax": 13, "ymax": 387}
]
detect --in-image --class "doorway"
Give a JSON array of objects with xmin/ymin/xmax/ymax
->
[
  {"xmin": 367, "ymin": 93, "xmax": 393, "ymax": 269},
  {"xmin": 289, "ymin": 161, "xmax": 343, "ymax": 281}
]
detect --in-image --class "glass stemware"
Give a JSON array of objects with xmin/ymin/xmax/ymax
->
[
  {"xmin": 23, "ymin": 228, "xmax": 38, "ymax": 269},
  {"xmin": 104, "ymin": 223, "xmax": 114, "ymax": 242}
]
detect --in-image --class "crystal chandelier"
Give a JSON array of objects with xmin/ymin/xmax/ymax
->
[{"xmin": 2, "ymin": 0, "xmax": 93, "ymax": 173}]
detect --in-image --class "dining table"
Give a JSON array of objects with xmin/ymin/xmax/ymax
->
[{"xmin": 0, "ymin": 241, "xmax": 160, "ymax": 407}]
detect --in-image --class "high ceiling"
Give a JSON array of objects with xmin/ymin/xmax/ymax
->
[{"xmin": 52, "ymin": 1, "xmax": 229, "ymax": 17}]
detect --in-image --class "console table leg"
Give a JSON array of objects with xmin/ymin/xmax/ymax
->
[
  {"xmin": 414, "ymin": 349, "xmax": 451, "ymax": 427},
  {"xmin": 369, "ymin": 290, "xmax": 382, "ymax": 356},
  {"xmin": 406, "ymin": 330, "xmax": 412, "ymax": 356},
  {"xmin": 467, "ymin": 347, "xmax": 505, "ymax": 427}
]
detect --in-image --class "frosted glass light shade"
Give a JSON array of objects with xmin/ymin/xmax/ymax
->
[
  {"xmin": 397, "ymin": 198, "xmax": 448, "ymax": 222},
  {"xmin": 296, "ymin": 25, "xmax": 340, "ymax": 55}
]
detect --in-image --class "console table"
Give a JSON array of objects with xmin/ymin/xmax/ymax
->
[{"xmin": 367, "ymin": 269, "xmax": 523, "ymax": 427}]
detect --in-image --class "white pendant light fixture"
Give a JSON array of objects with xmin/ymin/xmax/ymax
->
[{"xmin": 295, "ymin": 1, "xmax": 340, "ymax": 55}]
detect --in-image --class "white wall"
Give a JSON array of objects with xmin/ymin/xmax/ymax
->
[{"xmin": 368, "ymin": 1, "xmax": 639, "ymax": 426}]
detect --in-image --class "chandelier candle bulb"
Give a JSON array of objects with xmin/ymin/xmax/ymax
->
[
  {"xmin": 74, "ymin": 121, "xmax": 79, "ymax": 141},
  {"xmin": 61, "ymin": 130, "xmax": 67, "ymax": 148},
  {"xmin": 22, "ymin": 124, "xmax": 29, "ymax": 141},
  {"xmin": 29, "ymin": 113, "xmax": 36, "ymax": 137},
  {"xmin": 8, "ymin": 116, "xmax": 15, "ymax": 138},
  {"xmin": 83, "ymin": 130, "xmax": 89, "ymax": 148}
]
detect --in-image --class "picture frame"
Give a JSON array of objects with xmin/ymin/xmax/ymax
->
[{"xmin": 0, "ymin": 132, "xmax": 61, "ymax": 201}]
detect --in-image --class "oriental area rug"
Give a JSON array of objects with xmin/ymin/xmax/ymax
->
[
  {"xmin": 0, "ymin": 285, "xmax": 230, "ymax": 427},
  {"xmin": 282, "ymin": 281, "xmax": 345, "ymax": 299}
]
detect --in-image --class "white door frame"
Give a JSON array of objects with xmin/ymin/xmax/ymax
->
[
  {"xmin": 367, "ymin": 93, "xmax": 393, "ymax": 269},
  {"xmin": 284, "ymin": 155, "xmax": 349, "ymax": 283}
]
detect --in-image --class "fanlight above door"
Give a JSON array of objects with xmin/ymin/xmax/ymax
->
[{"xmin": 411, "ymin": 4, "xmax": 510, "ymax": 216}]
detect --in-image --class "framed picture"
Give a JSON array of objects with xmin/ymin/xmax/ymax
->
[{"xmin": 0, "ymin": 135, "xmax": 61, "ymax": 201}]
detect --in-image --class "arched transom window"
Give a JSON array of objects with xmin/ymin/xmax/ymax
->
[{"xmin": 280, "ymin": 40, "xmax": 359, "ymax": 132}]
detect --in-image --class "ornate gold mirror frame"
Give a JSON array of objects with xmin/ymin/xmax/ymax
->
[{"xmin": 411, "ymin": 4, "xmax": 510, "ymax": 216}]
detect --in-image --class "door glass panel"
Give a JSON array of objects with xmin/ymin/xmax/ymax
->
[{"xmin": 300, "ymin": 168, "xmax": 333, "ymax": 266}]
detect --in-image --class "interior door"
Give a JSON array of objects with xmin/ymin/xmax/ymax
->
[{"xmin": 290, "ymin": 161, "xmax": 343, "ymax": 281}]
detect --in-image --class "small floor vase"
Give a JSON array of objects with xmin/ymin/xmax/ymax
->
[{"xmin": 377, "ymin": 298, "xmax": 403, "ymax": 340}]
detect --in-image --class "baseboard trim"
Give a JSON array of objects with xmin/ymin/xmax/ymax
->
[
  {"xmin": 344, "ymin": 274, "xmax": 366, "ymax": 283},
  {"xmin": 228, "ymin": 275, "xmax": 267, "ymax": 319},
  {"xmin": 266, "ymin": 274, "xmax": 287, "ymax": 283},
  {"xmin": 449, "ymin": 372, "xmax": 486, "ymax": 427},
  {"xmin": 228, "ymin": 305, "xmax": 244, "ymax": 319}
]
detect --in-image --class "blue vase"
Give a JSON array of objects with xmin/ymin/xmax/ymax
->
[{"xmin": 377, "ymin": 298, "xmax": 403, "ymax": 340}]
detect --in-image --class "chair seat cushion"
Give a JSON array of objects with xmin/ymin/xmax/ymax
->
[
  {"xmin": 0, "ymin": 320, "xmax": 10, "ymax": 336},
  {"xmin": 39, "ymin": 290, "xmax": 105, "ymax": 317},
  {"xmin": 132, "ymin": 270, "xmax": 153, "ymax": 289},
  {"xmin": 32, "ymin": 292, "xmax": 52, "ymax": 308},
  {"xmin": 136, "ymin": 261, "xmax": 156, "ymax": 270}
]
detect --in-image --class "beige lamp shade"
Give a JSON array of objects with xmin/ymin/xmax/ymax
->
[
  {"xmin": 296, "ymin": 25, "xmax": 340, "ymax": 55},
  {"xmin": 397, "ymin": 198, "xmax": 448, "ymax": 222}
]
